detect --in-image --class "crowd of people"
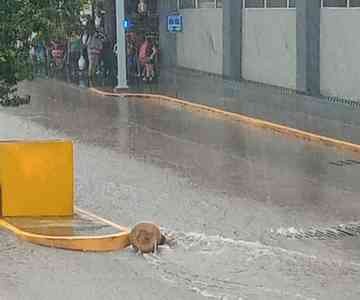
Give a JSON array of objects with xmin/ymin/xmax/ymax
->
[
  {"xmin": 126, "ymin": 32, "xmax": 159, "ymax": 83},
  {"xmin": 29, "ymin": 28, "xmax": 159, "ymax": 85},
  {"xmin": 29, "ymin": 29, "xmax": 110, "ymax": 81}
]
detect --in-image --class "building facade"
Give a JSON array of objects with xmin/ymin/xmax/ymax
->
[{"xmin": 158, "ymin": 0, "xmax": 360, "ymax": 99}]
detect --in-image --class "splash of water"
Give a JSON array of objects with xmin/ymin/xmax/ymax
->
[{"xmin": 143, "ymin": 228, "xmax": 324, "ymax": 300}]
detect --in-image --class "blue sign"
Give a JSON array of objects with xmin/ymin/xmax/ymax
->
[
  {"xmin": 167, "ymin": 15, "xmax": 183, "ymax": 33},
  {"xmin": 123, "ymin": 19, "xmax": 134, "ymax": 30},
  {"xmin": 123, "ymin": 19, "xmax": 129, "ymax": 29}
]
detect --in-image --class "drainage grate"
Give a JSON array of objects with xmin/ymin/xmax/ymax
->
[
  {"xmin": 277, "ymin": 223, "xmax": 360, "ymax": 240},
  {"xmin": 329, "ymin": 159, "xmax": 360, "ymax": 167},
  {"xmin": 327, "ymin": 96, "xmax": 360, "ymax": 108}
]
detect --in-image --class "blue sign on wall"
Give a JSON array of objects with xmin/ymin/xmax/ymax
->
[
  {"xmin": 167, "ymin": 15, "xmax": 183, "ymax": 33},
  {"xmin": 123, "ymin": 18, "xmax": 134, "ymax": 30}
]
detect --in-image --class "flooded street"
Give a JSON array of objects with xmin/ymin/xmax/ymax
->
[{"xmin": 0, "ymin": 79, "xmax": 359, "ymax": 299}]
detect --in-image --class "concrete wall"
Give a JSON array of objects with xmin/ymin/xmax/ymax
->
[
  {"xmin": 177, "ymin": 9, "xmax": 223, "ymax": 74},
  {"xmin": 161, "ymin": 5, "xmax": 360, "ymax": 98},
  {"xmin": 242, "ymin": 9, "xmax": 297, "ymax": 89},
  {"xmin": 320, "ymin": 9, "xmax": 360, "ymax": 98},
  {"xmin": 159, "ymin": 0, "xmax": 178, "ymax": 67}
]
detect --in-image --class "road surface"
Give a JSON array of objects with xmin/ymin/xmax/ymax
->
[{"xmin": 0, "ymin": 79, "xmax": 359, "ymax": 300}]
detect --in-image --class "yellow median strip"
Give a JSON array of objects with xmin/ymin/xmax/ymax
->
[
  {"xmin": 90, "ymin": 87, "xmax": 360, "ymax": 153},
  {"xmin": 0, "ymin": 140, "xmax": 131, "ymax": 252},
  {"xmin": 0, "ymin": 139, "xmax": 165, "ymax": 253},
  {"xmin": 0, "ymin": 208, "xmax": 130, "ymax": 252}
]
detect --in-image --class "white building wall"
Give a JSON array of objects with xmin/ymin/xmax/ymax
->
[
  {"xmin": 177, "ymin": 9, "xmax": 223, "ymax": 75},
  {"xmin": 242, "ymin": 9, "xmax": 297, "ymax": 89},
  {"xmin": 320, "ymin": 9, "xmax": 360, "ymax": 99}
]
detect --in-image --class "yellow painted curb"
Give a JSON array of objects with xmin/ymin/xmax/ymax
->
[
  {"xmin": 0, "ymin": 208, "xmax": 130, "ymax": 252},
  {"xmin": 90, "ymin": 87, "xmax": 360, "ymax": 153}
]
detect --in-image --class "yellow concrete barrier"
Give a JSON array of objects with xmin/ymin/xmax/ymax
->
[
  {"xmin": 0, "ymin": 139, "xmax": 131, "ymax": 252},
  {"xmin": 0, "ymin": 140, "xmax": 74, "ymax": 217}
]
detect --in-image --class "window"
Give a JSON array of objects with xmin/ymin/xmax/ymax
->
[
  {"xmin": 267, "ymin": 0, "xmax": 287, "ymax": 7},
  {"xmin": 179, "ymin": 0, "xmax": 222, "ymax": 9},
  {"xmin": 198, "ymin": 0, "xmax": 215, "ymax": 8},
  {"xmin": 289, "ymin": 0, "xmax": 296, "ymax": 7},
  {"xmin": 179, "ymin": 0, "xmax": 195, "ymax": 9},
  {"xmin": 244, "ymin": 0, "xmax": 295, "ymax": 8},
  {"xmin": 245, "ymin": 0, "xmax": 265, "ymax": 8},
  {"xmin": 323, "ymin": 0, "xmax": 347, "ymax": 7},
  {"xmin": 179, "ymin": 0, "xmax": 299, "ymax": 9},
  {"xmin": 350, "ymin": 0, "xmax": 360, "ymax": 6}
]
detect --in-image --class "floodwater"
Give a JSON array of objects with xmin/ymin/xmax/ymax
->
[{"xmin": 0, "ymin": 79, "xmax": 359, "ymax": 299}]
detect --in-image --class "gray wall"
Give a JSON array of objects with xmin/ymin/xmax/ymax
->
[
  {"xmin": 177, "ymin": 8, "xmax": 223, "ymax": 74},
  {"xmin": 242, "ymin": 9, "xmax": 297, "ymax": 89},
  {"xmin": 223, "ymin": 0, "xmax": 242, "ymax": 81},
  {"xmin": 159, "ymin": 0, "xmax": 178, "ymax": 67},
  {"xmin": 321, "ymin": 9, "xmax": 360, "ymax": 98},
  {"xmin": 159, "ymin": 4, "xmax": 360, "ymax": 99}
]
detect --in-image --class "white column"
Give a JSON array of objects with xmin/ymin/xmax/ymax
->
[{"xmin": 115, "ymin": 0, "xmax": 128, "ymax": 89}]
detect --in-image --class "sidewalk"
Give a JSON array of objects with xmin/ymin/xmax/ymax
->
[{"xmin": 94, "ymin": 67, "xmax": 360, "ymax": 146}]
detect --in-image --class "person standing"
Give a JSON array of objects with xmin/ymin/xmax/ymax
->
[
  {"xmin": 146, "ymin": 38, "xmax": 157, "ymax": 82},
  {"xmin": 138, "ymin": 36, "xmax": 148, "ymax": 80},
  {"xmin": 86, "ymin": 31, "xmax": 104, "ymax": 80},
  {"xmin": 66, "ymin": 32, "xmax": 81, "ymax": 78},
  {"xmin": 139, "ymin": 36, "xmax": 157, "ymax": 82},
  {"xmin": 101, "ymin": 34, "xmax": 115, "ymax": 84},
  {"xmin": 126, "ymin": 32, "xmax": 139, "ymax": 81}
]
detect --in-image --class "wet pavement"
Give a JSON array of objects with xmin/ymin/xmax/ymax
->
[
  {"xmin": 3, "ymin": 213, "xmax": 122, "ymax": 236},
  {"xmin": 0, "ymin": 79, "xmax": 359, "ymax": 299},
  {"xmin": 95, "ymin": 67, "xmax": 360, "ymax": 145}
]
